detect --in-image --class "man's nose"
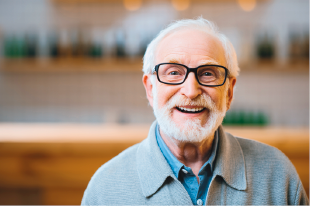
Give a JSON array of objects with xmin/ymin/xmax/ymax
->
[{"xmin": 180, "ymin": 72, "xmax": 202, "ymax": 99}]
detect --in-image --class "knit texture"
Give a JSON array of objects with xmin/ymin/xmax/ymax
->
[{"xmin": 81, "ymin": 122, "xmax": 309, "ymax": 205}]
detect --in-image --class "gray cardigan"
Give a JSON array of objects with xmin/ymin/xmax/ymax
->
[{"xmin": 82, "ymin": 122, "xmax": 309, "ymax": 205}]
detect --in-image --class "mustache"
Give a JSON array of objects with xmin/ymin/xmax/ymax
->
[{"xmin": 165, "ymin": 93, "xmax": 217, "ymax": 111}]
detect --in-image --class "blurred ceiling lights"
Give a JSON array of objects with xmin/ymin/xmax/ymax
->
[
  {"xmin": 238, "ymin": 0, "xmax": 256, "ymax": 12},
  {"xmin": 171, "ymin": 0, "xmax": 190, "ymax": 11},
  {"xmin": 123, "ymin": 0, "xmax": 142, "ymax": 11}
]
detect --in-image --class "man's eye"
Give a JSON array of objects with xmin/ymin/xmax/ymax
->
[
  {"xmin": 168, "ymin": 71, "xmax": 180, "ymax": 75},
  {"xmin": 202, "ymin": 72, "xmax": 213, "ymax": 76}
]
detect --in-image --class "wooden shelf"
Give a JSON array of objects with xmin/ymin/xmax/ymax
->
[
  {"xmin": 0, "ymin": 57, "xmax": 143, "ymax": 73},
  {"xmin": 0, "ymin": 58, "xmax": 308, "ymax": 73},
  {"xmin": 0, "ymin": 123, "xmax": 307, "ymax": 143},
  {"xmin": 0, "ymin": 123, "xmax": 308, "ymax": 158},
  {"xmin": 239, "ymin": 59, "xmax": 309, "ymax": 73}
]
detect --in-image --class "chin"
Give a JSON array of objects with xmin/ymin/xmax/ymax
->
[
  {"xmin": 155, "ymin": 108, "xmax": 225, "ymax": 143},
  {"xmin": 152, "ymin": 88, "xmax": 227, "ymax": 143}
]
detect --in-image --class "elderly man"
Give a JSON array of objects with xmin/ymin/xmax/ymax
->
[{"xmin": 82, "ymin": 18, "xmax": 308, "ymax": 205}]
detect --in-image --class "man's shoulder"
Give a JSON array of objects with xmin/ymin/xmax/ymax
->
[
  {"xmin": 227, "ymin": 132, "xmax": 300, "ymax": 182},
  {"xmin": 82, "ymin": 141, "xmax": 145, "ymax": 204},
  {"xmin": 224, "ymin": 132, "xmax": 308, "ymax": 205},
  {"xmin": 231, "ymin": 133, "xmax": 290, "ymax": 162}
]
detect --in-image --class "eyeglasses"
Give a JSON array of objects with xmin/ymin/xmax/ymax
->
[{"xmin": 153, "ymin": 63, "xmax": 229, "ymax": 87}]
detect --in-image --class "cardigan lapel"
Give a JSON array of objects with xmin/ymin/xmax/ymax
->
[
  {"xmin": 136, "ymin": 121, "xmax": 192, "ymax": 203},
  {"xmin": 136, "ymin": 122, "xmax": 172, "ymax": 197},
  {"xmin": 212, "ymin": 125, "xmax": 247, "ymax": 191}
]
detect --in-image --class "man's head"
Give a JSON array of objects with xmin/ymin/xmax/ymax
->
[{"xmin": 142, "ymin": 17, "xmax": 239, "ymax": 143}]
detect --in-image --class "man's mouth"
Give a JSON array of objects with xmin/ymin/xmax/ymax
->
[{"xmin": 176, "ymin": 106, "xmax": 206, "ymax": 114}]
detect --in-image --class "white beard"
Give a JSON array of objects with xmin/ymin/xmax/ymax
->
[{"xmin": 152, "ymin": 89, "xmax": 227, "ymax": 143}]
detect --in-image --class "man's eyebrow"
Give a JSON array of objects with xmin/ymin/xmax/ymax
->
[
  {"xmin": 163, "ymin": 59, "xmax": 222, "ymax": 67},
  {"xmin": 166, "ymin": 59, "xmax": 221, "ymax": 65},
  {"xmin": 167, "ymin": 58, "xmax": 182, "ymax": 64},
  {"xmin": 199, "ymin": 60, "xmax": 221, "ymax": 65}
]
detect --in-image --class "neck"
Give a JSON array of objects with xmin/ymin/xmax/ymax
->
[{"xmin": 159, "ymin": 128, "xmax": 215, "ymax": 177}]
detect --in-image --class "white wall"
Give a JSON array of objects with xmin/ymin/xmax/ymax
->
[{"xmin": 0, "ymin": 0, "xmax": 308, "ymax": 125}]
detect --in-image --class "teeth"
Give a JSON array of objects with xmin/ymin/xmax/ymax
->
[{"xmin": 178, "ymin": 107, "xmax": 204, "ymax": 112}]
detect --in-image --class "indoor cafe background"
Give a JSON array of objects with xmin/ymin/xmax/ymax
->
[{"xmin": 0, "ymin": 0, "xmax": 308, "ymax": 204}]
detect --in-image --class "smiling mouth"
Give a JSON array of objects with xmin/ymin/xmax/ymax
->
[{"xmin": 176, "ymin": 106, "xmax": 206, "ymax": 114}]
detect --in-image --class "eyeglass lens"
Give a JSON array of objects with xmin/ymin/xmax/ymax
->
[{"xmin": 157, "ymin": 64, "xmax": 226, "ymax": 85}]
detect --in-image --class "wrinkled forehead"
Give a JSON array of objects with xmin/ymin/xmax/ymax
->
[{"xmin": 155, "ymin": 29, "xmax": 227, "ymax": 67}]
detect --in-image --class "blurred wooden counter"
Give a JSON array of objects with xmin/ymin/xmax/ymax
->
[{"xmin": 0, "ymin": 124, "xmax": 308, "ymax": 204}]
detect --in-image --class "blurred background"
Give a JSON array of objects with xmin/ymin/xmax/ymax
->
[{"xmin": 0, "ymin": 0, "xmax": 308, "ymax": 204}]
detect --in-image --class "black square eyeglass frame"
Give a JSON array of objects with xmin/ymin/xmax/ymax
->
[{"xmin": 153, "ymin": 63, "xmax": 229, "ymax": 87}]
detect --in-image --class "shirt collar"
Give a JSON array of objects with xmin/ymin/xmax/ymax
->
[
  {"xmin": 155, "ymin": 124, "xmax": 219, "ymax": 178},
  {"xmin": 136, "ymin": 121, "xmax": 247, "ymax": 198},
  {"xmin": 155, "ymin": 124, "xmax": 183, "ymax": 178}
]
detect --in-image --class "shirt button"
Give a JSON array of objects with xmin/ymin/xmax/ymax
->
[
  {"xmin": 197, "ymin": 199, "xmax": 203, "ymax": 205},
  {"xmin": 181, "ymin": 169, "xmax": 188, "ymax": 174}
]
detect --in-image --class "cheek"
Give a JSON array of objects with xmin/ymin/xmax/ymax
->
[
  {"xmin": 156, "ymin": 84, "xmax": 180, "ymax": 107},
  {"xmin": 205, "ymin": 88, "xmax": 226, "ymax": 109}
]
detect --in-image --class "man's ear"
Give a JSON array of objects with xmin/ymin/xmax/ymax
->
[
  {"xmin": 226, "ymin": 77, "xmax": 236, "ymax": 111},
  {"xmin": 142, "ymin": 74, "xmax": 154, "ymax": 108}
]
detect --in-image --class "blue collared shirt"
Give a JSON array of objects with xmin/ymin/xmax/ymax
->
[{"xmin": 155, "ymin": 124, "xmax": 219, "ymax": 205}]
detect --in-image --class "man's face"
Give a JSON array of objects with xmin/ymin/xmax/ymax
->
[{"xmin": 143, "ymin": 29, "xmax": 236, "ymax": 142}]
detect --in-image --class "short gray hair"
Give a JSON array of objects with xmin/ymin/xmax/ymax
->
[{"xmin": 142, "ymin": 17, "xmax": 240, "ymax": 78}]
